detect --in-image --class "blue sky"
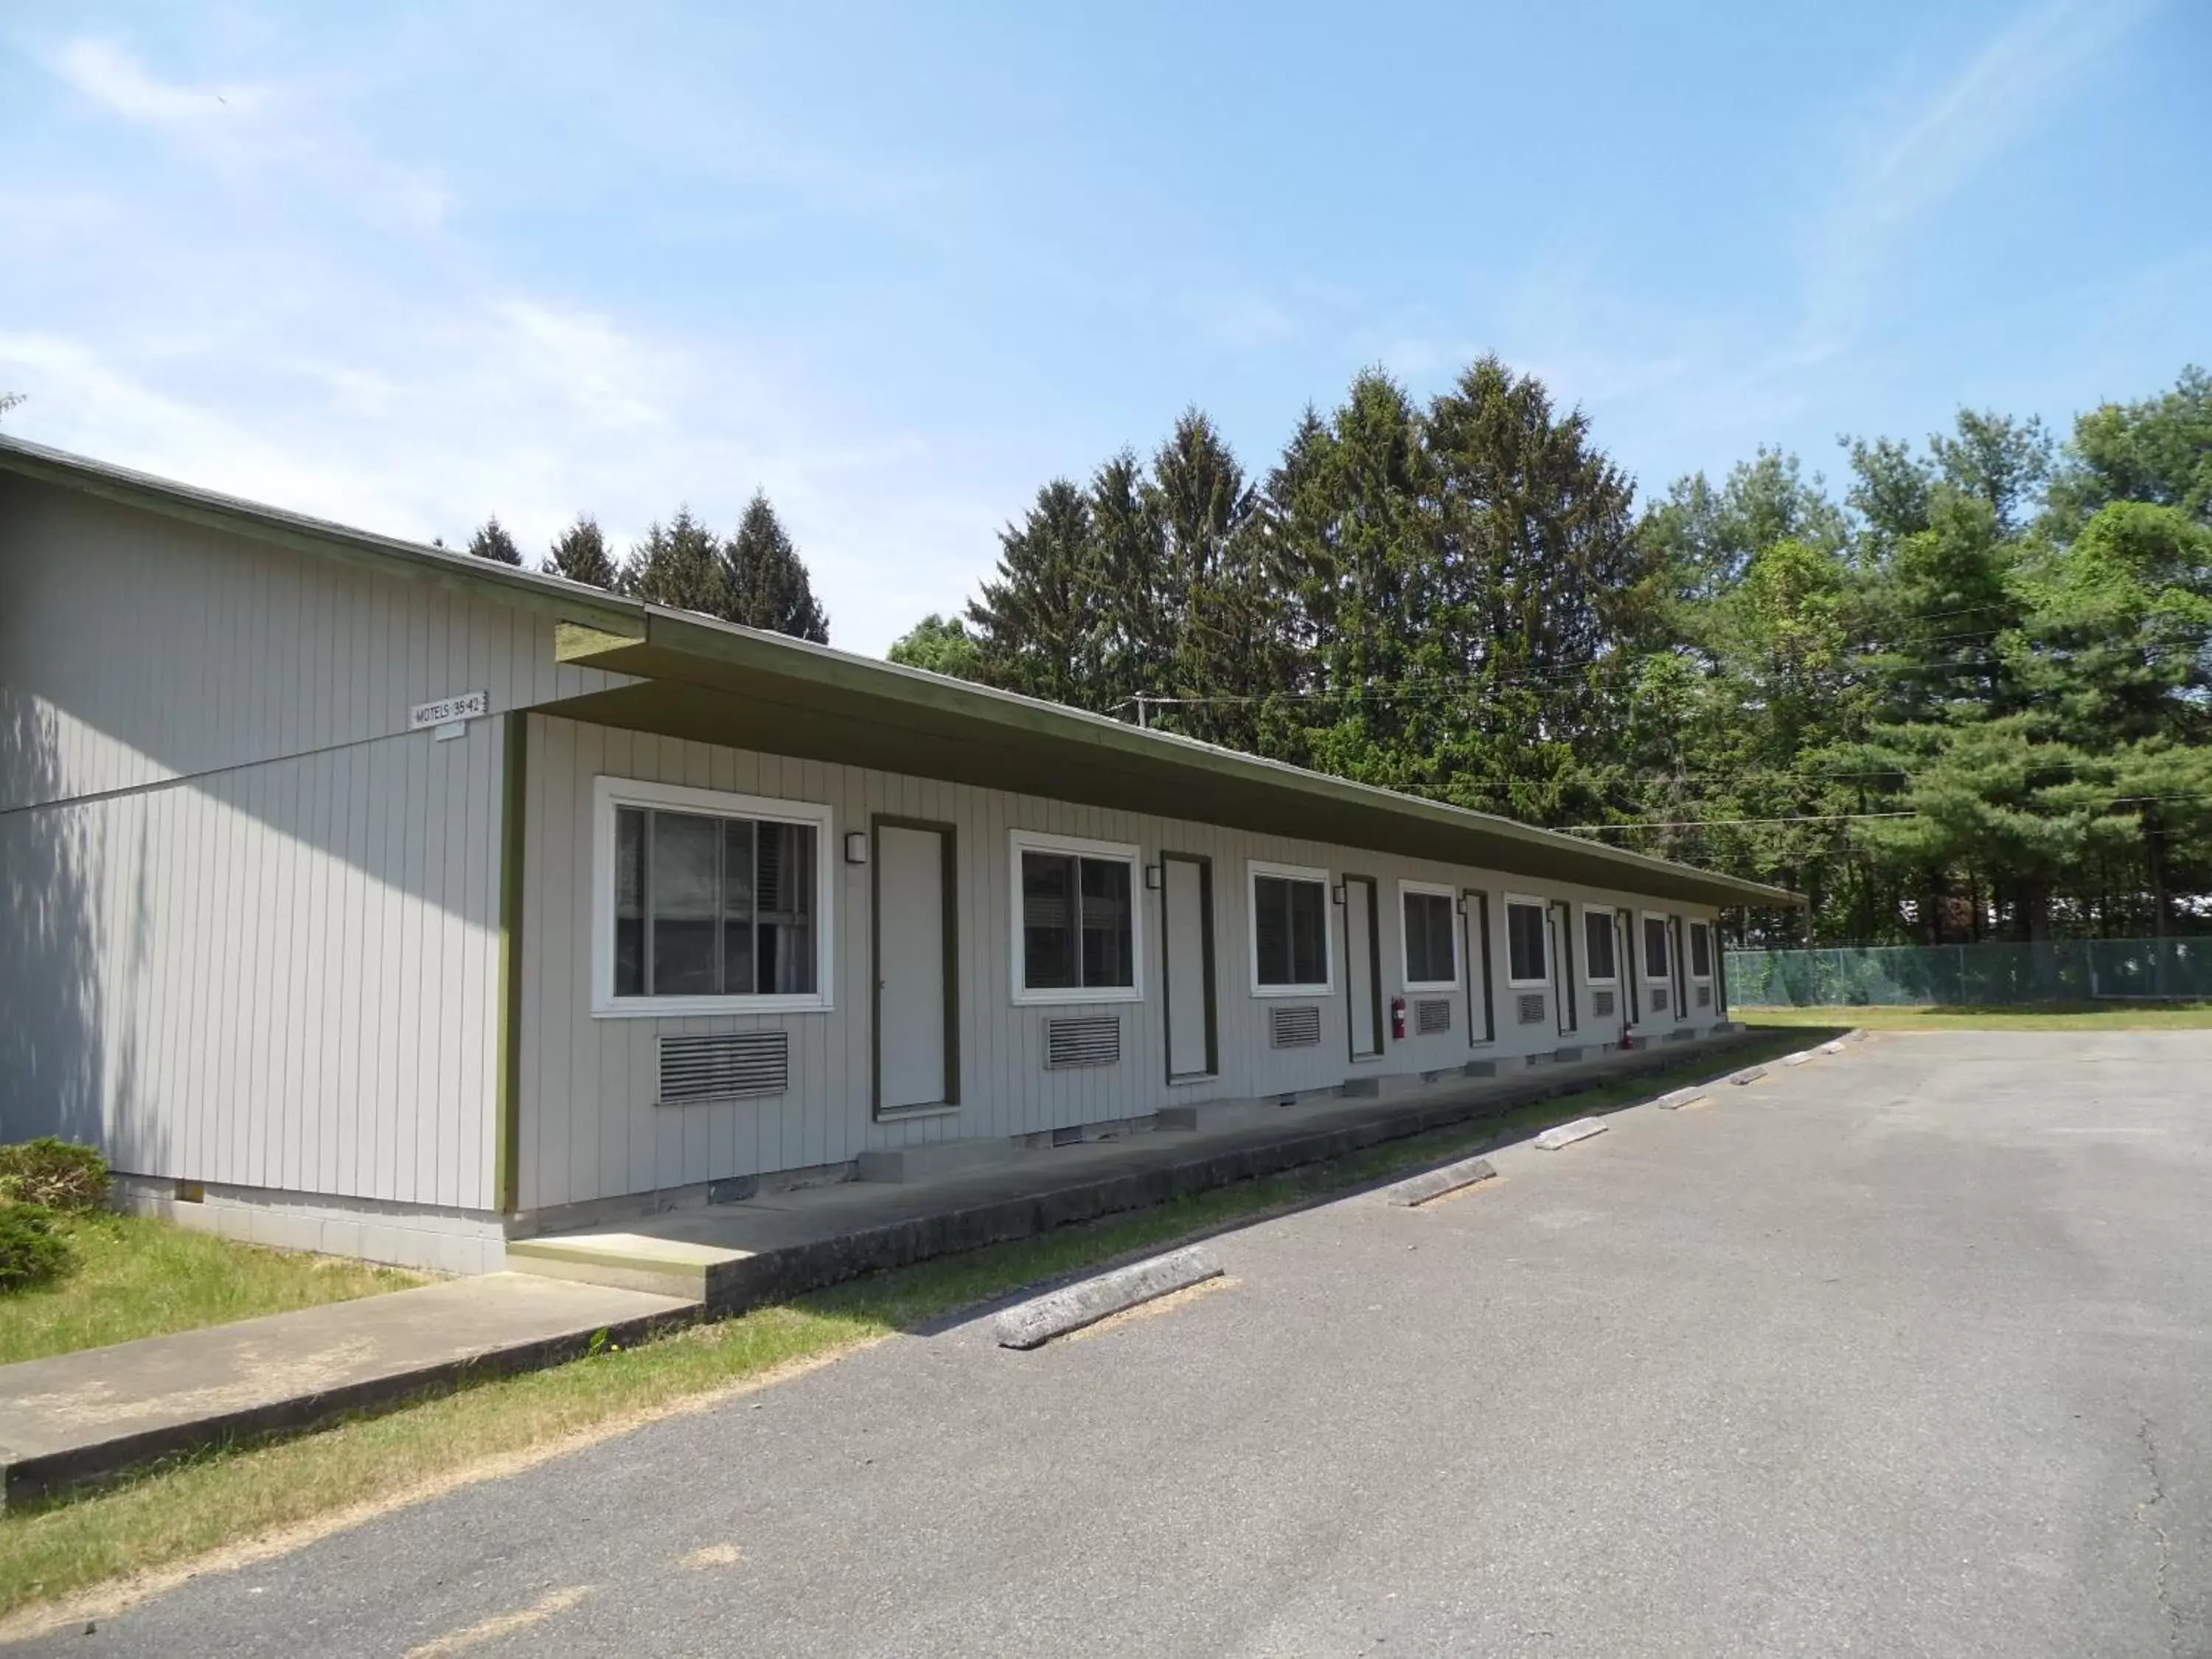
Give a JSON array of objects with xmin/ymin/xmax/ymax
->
[{"xmin": 3, "ymin": 1, "xmax": 2207, "ymax": 654}]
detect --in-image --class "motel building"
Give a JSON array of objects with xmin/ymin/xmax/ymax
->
[{"xmin": 0, "ymin": 437, "xmax": 1789, "ymax": 1273}]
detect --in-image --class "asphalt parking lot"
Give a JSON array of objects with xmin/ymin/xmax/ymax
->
[{"xmin": 22, "ymin": 1030, "xmax": 2211, "ymax": 1658}]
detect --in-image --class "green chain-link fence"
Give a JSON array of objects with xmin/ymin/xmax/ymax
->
[{"xmin": 1725, "ymin": 937, "xmax": 2212, "ymax": 1007}]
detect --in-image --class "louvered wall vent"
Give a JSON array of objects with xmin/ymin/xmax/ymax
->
[
  {"xmin": 1415, "ymin": 998, "xmax": 1452, "ymax": 1036},
  {"xmin": 1649, "ymin": 987, "xmax": 1670, "ymax": 1012},
  {"xmin": 658, "ymin": 1032, "xmax": 789, "ymax": 1105},
  {"xmin": 1696, "ymin": 984, "xmax": 1712, "ymax": 1008},
  {"xmin": 1516, "ymin": 992, "xmax": 1548, "ymax": 1025},
  {"xmin": 1046, "ymin": 1015, "xmax": 1121, "ymax": 1069},
  {"xmin": 1591, "ymin": 989, "xmax": 1616, "ymax": 1018},
  {"xmin": 1269, "ymin": 1004, "xmax": 1323, "ymax": 1048}
]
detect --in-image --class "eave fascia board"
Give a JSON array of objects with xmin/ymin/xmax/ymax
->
[
  {"xmin": 0, "ymin": 434, "xmax": 641, "ymax": 638},
  {"xmin": 575, "ymin": 606, "xmax": 1802, "ymax": 911}
]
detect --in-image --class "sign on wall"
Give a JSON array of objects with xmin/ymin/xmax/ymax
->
[{"xmin": 410, "ymin": 690, "xmax": 490, "ymax": 740}]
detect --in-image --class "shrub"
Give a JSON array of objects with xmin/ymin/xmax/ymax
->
[
  {"xmin": 0, "ymin": 1203, "xmax": 70, "ymax": 1292},
  {"xmin": 0, "ymin": 1138, "xmax": 111, "ymax": 1213}
]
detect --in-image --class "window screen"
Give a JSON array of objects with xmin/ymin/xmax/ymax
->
[
  {"xmin": 1253, "ymin": 874, "xmax": 1329, "ymax": 987},
  {"xmin": 1644, "ymin": 917, "xmax": 1671, "ymax": 978},
  {"xmin": 1506, "ymin": 902, "xmax": 1547, "ymax": 983},
  {"xmin": 1690, "ymin": 922, "xmax": 1712, "ymax": 978},
  {"xmin": 613, "ymin": 807, "xmax": 816, "ymax": 998},
  {"xmin": 1402, "ymin": 890, "xmax": 1456, "ymax": 985},
  {"xmin": 1583, "ymin": 911, "xmax": 1617, "ymax": 981},
  {"xmin": 1021, "ymin": 851, "xmax": 1134, "ymax": 992}
]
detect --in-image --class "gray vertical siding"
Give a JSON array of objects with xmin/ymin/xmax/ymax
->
[
  {"xmin": 0, "ymin": 473, "xmax": 627, "ymax": 1208},
  {"xmin": 0, "ymin": 473, "xmax": 624, "ymax": 814},
  {"xmin": 518, "ymin": 713, "xmax": 1723, "ymax": 1213},
  {"xmin": 0, "ymin": 723, "xmax": 504, "ymax": 1207}
]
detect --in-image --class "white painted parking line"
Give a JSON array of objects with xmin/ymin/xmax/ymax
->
[{"xmin": 404, "ymin": 1586, "xmax": 592, "ymax": 1658}]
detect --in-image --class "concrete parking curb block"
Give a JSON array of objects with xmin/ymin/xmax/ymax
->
[
  {"xmin": 1657, "ymin": 1087, "xmax": 1706, "ymax": 1110},
  {"xmin": 1381, "ymin": 1156, "xmax": 1498, "ymax": 1207},
  {"xmin": 1534, "ymin": 1118, "xmax": 1607, "ymax": 1150},
  {"xmin": 1783, "ymin": 1051, "xmax": 1815, "ymax": 1066},
  {"xmin": 1819, "ymin": 1040, "xmax": 1848, "ymax": 1055},
  {"xmin": 1728, "ymin": 1065, "xmax": 1768, "ymax": 1085},
  {"xmin": 994, "ymin": 1247, "xmax": 1223, "ymax": 1350}
]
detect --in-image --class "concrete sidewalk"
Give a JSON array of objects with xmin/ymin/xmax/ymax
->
[
  {"xmin": 0, "ymin": 1274, "xmax": 694, "ymax": 1509},
  {"xmin": 506, "ymin": 1028, "xmax": 1770, "ymax": 1309},
  {"xmin": 0, "ymin": 1026, "xmax": 1771, "ymax": 1507}
]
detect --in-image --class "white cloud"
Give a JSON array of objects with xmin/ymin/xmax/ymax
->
[
  {"xmin": 44, "ymin": 35, "xmax": 452, "ymax": 232},
  {"xmin": 4, "ymin": 30, "xmax": 1027, "ymax": 654},
  {"xmin": 1804, "ymin": 0, "xmax": 2148, "ymax": 341},
  {"xmin": 0, "ymin": 273, "xmax": 1015, "ymax": 653}
]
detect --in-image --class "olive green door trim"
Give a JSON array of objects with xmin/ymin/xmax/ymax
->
[
  {"xmin": 494, "ymin": 710, "xmax": 529, "ymax": 1215},
  {"xmin": 1342, "ymin": 873, "xmax": 1383, "ymax": 1062},
  {"xmin": 1158, "ymin": 851, "xmax": 1219, "ymax": 1083},
  {"xmin": 872, "ymin": 815, "xmax": 961, "ymax": 1118},
  {"xmin": 1464, "ymin": 888, "xmax": 1497, "ymax": 1046}
]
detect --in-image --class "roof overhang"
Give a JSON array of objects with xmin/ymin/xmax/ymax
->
[
  {"xmin": 0, "ymin": 434, "xmax": 1801, "ymax": 910},
  {"xmin": 551, "ymin": 608, "xmax": 1799, "ymax": 910}
]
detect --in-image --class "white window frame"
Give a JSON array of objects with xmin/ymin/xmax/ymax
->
[
  {"xmin": 1640, "ymin": 910, "xmax": 1674, "ymax": 982},
  {"xmin": 1397, "ymin": 879, "xmax": 1460, "ymax": 993},
  {"xmin": 1688, "ymin": 918, "xmax": 1714, "ymax": 982},
  {"xmin": 1008, "ymin": 829, "xmax": 1145, "ymax": 1006},
  {"xmin": 591, "ymin": 775, "xmax": 835, "ymax": 1019},
  {"xmin": 1247, "ymin": 859, "xmax": 1335, "ymax": 997},
  {"xmin": 1503, "ymin": 893, "xmax": 1549, "ymax": 990},
  {"xmin": 1495, "ymin": 898, "xmax": 1548, "ymax": 987},
  {"xmin": 1579, "ymin": 903, "xmax": 1619, "ymax": 986}
]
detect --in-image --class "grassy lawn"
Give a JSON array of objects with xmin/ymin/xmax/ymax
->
[
  {"xmin": 0, "ymin": 1215, "xmax": 420, "ymax": 1368},
  {"xmin": 0, "ymin": 1029, "xmax": 1815, "ymax": 1624},
  {"xmin": 1739, "ymin": 1002, "xmax": 2212, "ymax": 1032}
]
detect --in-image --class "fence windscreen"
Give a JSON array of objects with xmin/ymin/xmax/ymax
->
[{"xmin": 1725, "ymin": 938, "xmax": 2212, "ymax": 1007}]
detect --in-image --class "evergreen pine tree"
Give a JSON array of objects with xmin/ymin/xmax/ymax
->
[
  {"xmin": 546, "ymin": 514, "xmax": 619, "ymax": 589},
  {"xmin": 722, "ymin": 492, "xmax": 830, "ymax": 643},
  {"xmin": 467, "ymin": 515, "xmax": 524, "ymax": 566},
  {"xmin": 623, "ymin": 508, "xmax": 726, "ymax": 614},
  {"xmin": 967, "ymin": 480, "xmax": 1103, "ymax": 708}
]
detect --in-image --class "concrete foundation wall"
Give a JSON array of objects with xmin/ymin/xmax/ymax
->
[{"xmin": 113, "ymin": 1175, "xmax": 508, "ymax": 1276}]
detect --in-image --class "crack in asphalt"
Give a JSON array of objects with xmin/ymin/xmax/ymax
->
[{"xmin": 2135, "ymin": 1414, "xmax": 2180, "ymax": 1657}]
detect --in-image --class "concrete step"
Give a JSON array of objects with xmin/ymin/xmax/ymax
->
[{"xmin": 504, "ymin": 1233, "xmax": 757, "ymax": 1304}]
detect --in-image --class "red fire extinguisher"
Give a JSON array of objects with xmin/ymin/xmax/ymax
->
[{"xmin": 1390, "ymin": 995, "xmax": 1407, "ymax": 1041}]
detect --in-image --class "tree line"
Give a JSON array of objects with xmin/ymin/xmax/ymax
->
[
  {"xmin": 888, "ymin": 360, "xmax": 2212, "ymax": 948},
  {"xmin": 463, "ymin": 490, "xmax": 830, "ymax": 644}
]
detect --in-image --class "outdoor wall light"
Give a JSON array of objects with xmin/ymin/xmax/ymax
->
[
  {"xmin": 1144, "ymin": 863, "xmax": 1163, "ymax": 890},
  {"xmin": 1455, "ymin": 895, "xmax": 1470, "ymax": 917},
  {"xmin": 844, "ymin": 832, "xmax": 869, "ymax": 865},
  {"xmin": 1331, "ymin": 882, "xmax": 1346, "ymax": 905}
]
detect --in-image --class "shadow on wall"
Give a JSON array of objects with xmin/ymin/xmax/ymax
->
[
  {"xmin": 0, "ymin": 678, "xmax": 499, "ymax": 1194},
  {"xmin": 0, "ymin": 475, "xmax": 525, "ymax": 1199},
  {"xmin": 0, "ymin": 692, "xmax": 116, "ymax": 1151}
]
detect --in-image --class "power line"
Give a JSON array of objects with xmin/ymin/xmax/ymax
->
[
  {"xmin": 1566, "ymin": 810, "xmax": 1919, "ymax": 832},
  {"xmin": 1102, "ymin": 635, "xmax": 2207, "ymax": 714},
  {"xmin": 1564, "ymin": 789, "xmax": 2212, "ymax": 835}
]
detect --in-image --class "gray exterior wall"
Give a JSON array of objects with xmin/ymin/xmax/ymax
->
[
  {"xmin": 518, "ymin": 713, "xmax": 1723, "ymax": 1214},
  {"xmin": 0, "ymin": 473, "xmax": 622, "ymax": 1223}
]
